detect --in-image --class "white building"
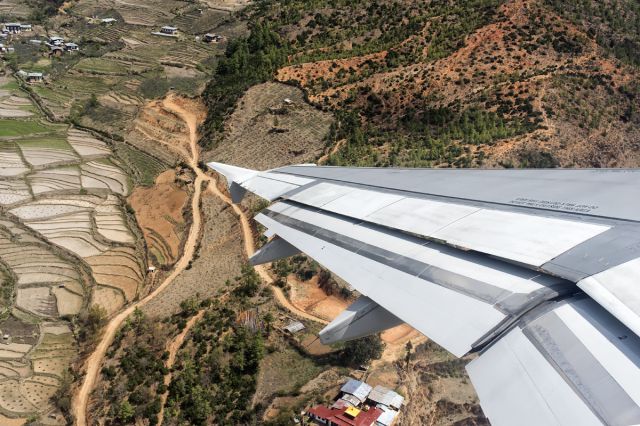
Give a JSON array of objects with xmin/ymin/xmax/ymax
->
[
  {"xmin": 160, "ymin": 26, "xmax": 178, "ymax": 35},
  {"xmin": 64, "ymin": 42, "xmax": 79, "ymax": 51},
  {"xmin": 3, "ymin": 23, "xmax": 22, "ymax": 34}
]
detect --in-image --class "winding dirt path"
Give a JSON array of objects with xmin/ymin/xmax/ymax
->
[
  {"xmin": 161, "ymin": 96, "xmax": 328, "ymax": 326},
  {"xmin": 72, "ymin": 93, "xmax": 328, "ymax": 425},
  {"xmin": 72, "ymin": 96, "xmax": 209, "ymax": 426}
]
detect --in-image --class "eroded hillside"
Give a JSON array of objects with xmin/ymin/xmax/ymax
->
[{"xmin": 203, "ymin": 0, "xmax": 640, "ymax": 168}]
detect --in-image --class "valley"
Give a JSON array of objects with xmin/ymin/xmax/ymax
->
[{"xmin": 0, "ymin": 0, "xmax": 637, "ymax": 424}]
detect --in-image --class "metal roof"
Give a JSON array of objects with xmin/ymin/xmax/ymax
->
[
  {"xmin": 368, "ymin": 386, "xmax": 404, "ymax": 410},
  {"xmin": 375, "ymin": 405, "xmax": 399, "ymax": 426},
  {"xmin": 283, "ymin": 321, "xmax": 304, "ymax": 333},
  {"xmin": 340, "ymin": 379, "xmax": 372, "ymax": 404}
]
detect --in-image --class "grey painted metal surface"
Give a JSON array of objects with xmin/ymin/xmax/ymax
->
[
  {"xmin": 319, "ymin": 296, "xmax": 403, "ymax": 344},
  {"xmin": 368, "ymin": 385, "xmax": 404, "ymax": 410},
  {"xmin": 578, "ymin": 257, "xmax": 640, "ymax": 338},
  {"xmin": 256, "ymin": 204, "xmax": 574, "ymax": 356},
  {"xmin": 249, "ymin": 236, "xmax": 301, "ymax": 266},
  {"xmin": 276, "ymin": 166, "xmax": 640, "ymax": 222},
  {"xmin": 340, "ymin": 379, "xmax": 372, "ymax": 404},
  {"xmin": 468, "ymin": 296, "xmax": 640, "ymax": 426},
  {"xmin": 207, "ymin": 162, "xmax": 640, "ymax": 424}
]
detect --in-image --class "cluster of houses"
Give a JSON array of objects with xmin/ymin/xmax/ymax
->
[
  {"xmin": 306, "ymin": 379, "xmax": 404, "ymax": 426},
  {"xmin": 29, "ymin": 35, "xmax": 79, "ymax": 56}
]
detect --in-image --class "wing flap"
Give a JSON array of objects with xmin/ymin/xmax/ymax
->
[
  {"xmin": 319, "ymin": 296, "xmax": 404, "ymax": 344},
  {"xmin": 467, "ymin": 296, "xmax": 640, "ymax": 426},
  {"xmin": 256, "ymin": 201, "xmax": 573, "ymax": 357}
]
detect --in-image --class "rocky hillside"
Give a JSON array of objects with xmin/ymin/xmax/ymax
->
[{"xmin": 204, "ymin": 0, "xmax": 640, "ymax": 169}]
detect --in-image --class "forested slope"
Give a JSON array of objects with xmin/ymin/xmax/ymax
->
[{"xmin": 201, "ymin": 0, "xmax": 640, "ymax": 168}]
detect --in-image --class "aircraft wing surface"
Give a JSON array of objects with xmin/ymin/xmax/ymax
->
[{"xmin": 209, "ymin": 162, "xmax": 640, "ymax": 425}]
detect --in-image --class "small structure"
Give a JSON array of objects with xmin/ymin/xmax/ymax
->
[
  {"xmin": 3, "ymin": 23, "xmax": 22, "ymax": 34},
  {"xmin": 64, "ymin": 42, "xmax": 79, "ymax": 51},
  {"xmin": 307, "ymin": 405, "xmax": 383, "ymax": 426},
  {"xmin": 283, "ymin": 320, "xmax": 305, "ymax": 334},
  {"xmin": 341, "ymin": 379, "xmax": 373, "ymax": 405},
  {"xmin": 283, "ymin": 98, "xmax": 293, "ymax": 105},
  {"xmin": 29, "ymin": 39, "xmax": 42, "ymax": 45},
  {"xmin": 49, "ymin": 36, "xmax": 64, "ymax": 46},
  {"xmin": 147, "ymin": 266, "xmax": 156, "ymax": 273},
  {"xmin": 203, "ymin": 33, "xmax": 223, "ymax": 43},
  {"xmin": 25, "ymin": 72, "xmax": 44, "ymax": 84},
  {"xmin": 367, "ymin": 386, "xmax": 404, "ymax": 411},
  {"xmin": 100, "ymin": 18, "xmax": 117, "ymax": 25},
  {"xmin": 160, "ymin": 26, "xmax": 178, "ymax": 35},
  {"xmin": 375, "ymin": 405, "xmax": 399, "ymax": 426}
]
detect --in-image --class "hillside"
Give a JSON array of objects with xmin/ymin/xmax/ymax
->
[{"xmin": 203, "ymin": 0, "xmax": 640, "ymax": 169}]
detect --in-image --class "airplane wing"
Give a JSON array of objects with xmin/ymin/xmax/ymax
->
[{"xmin": 209, "ymin": 162, "xmax": 640, "ymax": 425}]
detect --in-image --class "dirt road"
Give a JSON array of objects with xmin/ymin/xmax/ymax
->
[
  {"xmin": 71, "ymin": 96, "xmax": 209, "ymax": 426},
  {"xmin": 161, "ymin": 96, "xmax": 329, "ymax": 325},
  {"xmin": 72, "ymin": 93, "xmax": 328, "ymax": 425}
]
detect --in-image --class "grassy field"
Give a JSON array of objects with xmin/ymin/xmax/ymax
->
[
  {"xmin": 74, "ymin": 58, "xmax": 130, "ymax": 75},
  {"xmin": 114, "ymin": 142, "xmax": 167, "ymax": 187},
  {"xmin": 0, "ymin": 119, "xmax": 53, "ymax": 137},
  {"xmin": 15, "ymin": 135, "xmax": 71, "ymax": 149}
]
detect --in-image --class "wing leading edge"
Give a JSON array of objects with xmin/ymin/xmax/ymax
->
[{"xmin": 208, "ymin": 162, "xmax": 640, "ymax": 425}]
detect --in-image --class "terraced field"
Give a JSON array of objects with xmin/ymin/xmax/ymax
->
[
  {"xmin": 5, "ymin": 1, "xmax": 228, "ymax": 133},
  {"xmin": 0, "ymin": 76, "xmax": 146, "ymax": 421}
]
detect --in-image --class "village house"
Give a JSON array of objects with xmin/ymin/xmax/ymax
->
[
  {"xmin": 20, "ymin": 24, "xmax": 32, "ymax": 32},
  {"xmin": 25, "ymin": 72, "xmax": 44, "ymax": 84},
  {"xmin": 3, "ymin": 23, "xmax": 22, "ymax": 34},
  {"xmin": 203, "ymin": 33, "xmax": 223, "ymax": 43},
  {"xmin": 100, "ymin": 18, "xmax": 117, "ymax": 25},
  {"xmin": 49, "ymin": 46, "xmax": 64, "ymax": 57},
  {"xmin": 160, "ymin": 26, "xmax": 178, "ymax": 36},
  {"xmin": 283, "ymin": 320, "xmax": 305, "ymax": 334},
  {"xmin": 307, "ymin": 405, "xmax": 384, "ymax": 426},
  {"xmin": 49, "ymin": 36, "xmax": 64, "ymax": 46},
  {"xmin": 64, "ymin": 42, "xmax": 79, "ymax": 52}
]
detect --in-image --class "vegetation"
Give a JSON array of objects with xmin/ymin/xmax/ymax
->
[
  {"xmin": 165, "ymin": 301, "xmax": 264, "ymax": 425},
  {"xmin": 340, "ymin": 334, "xmax": 385, "ymax": 366},
  {"xmin": 0, "ymin": 119, "xmax": 52, "ymax": 137},
  {"xmin": 546, "ymin": 0, "xmax": 640, "ymax": 65},
  {"xmin": 200, "ymin": 23, "xmax": 289, "ymax": 148},
  {"xmin": 98, "ymin": 308, "xmax": 169, "ymax": 426},
  {"xmin": 77, "ymin": 305, "xmax": 108, "ymax": 344}
]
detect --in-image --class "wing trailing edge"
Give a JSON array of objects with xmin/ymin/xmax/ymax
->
[{"xmin": 208, "ymin": 162, "xmax": 640, "ymax": 425}]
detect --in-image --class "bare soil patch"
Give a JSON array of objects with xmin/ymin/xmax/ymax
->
[{"xmin": 128, "ymin": 169, "xmax": 190, "ymax": 267}]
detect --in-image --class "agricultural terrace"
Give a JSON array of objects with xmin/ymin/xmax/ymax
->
[
  {"xmin": 6, "ymin": 0, "xmax": 246, "ymax": 139},
  {"xmin": 0, "ymin": 75, "xmax": 145, "ymax": 421}
]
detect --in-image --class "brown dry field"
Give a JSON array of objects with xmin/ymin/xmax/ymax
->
[
  {"xmin": 288, "ymin": 275, "xmax": 351, "ymax": 322},
  {"xmin": 205, "ymin": 82, "xmax": 333, "ymax": 169},
  {"xmin": 128, "ymin": 169, "xmax": 190, "ymax": 267},
  {"xmin": 141, "ymin": 182, "xmax": 244, "ymax": 317}
]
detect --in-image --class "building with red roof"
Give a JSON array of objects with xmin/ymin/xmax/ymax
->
[{"xmin": 307, "ymin": 404, "xmax": 383, "ymax": 426}]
